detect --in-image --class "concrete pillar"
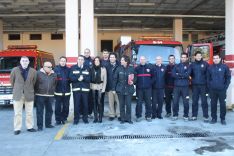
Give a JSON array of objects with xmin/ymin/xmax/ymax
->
[
  {"xmin": 225, "ymin": 0, "xmax": 234, "ymax": 109},
  {"xmin": 0, "ymin": 19, "xmax": 3, "ymax": 50},
  {"xmin": 80, "ymin": 0, "xmax": 95, "ymax": 56},
  {"xmin": 65, "ymin": 0, "xmax": 79, "ymax": 66},
  {"xmin": 94, "ymin": 17, "xmax": 98, "ymax": 55},
  {"xmin": 173, "ymin": 18, "xmax": 183, "ymax": 42}
]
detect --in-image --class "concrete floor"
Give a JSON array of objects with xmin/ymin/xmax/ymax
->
[{"xmin": 0, "ymin": 99, "xmax": 234, "ymax": 156}]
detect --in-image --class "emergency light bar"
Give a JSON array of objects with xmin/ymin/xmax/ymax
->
[{"xmin": 7, "ymin": 45, "xmax": 37, "ymax": 49}]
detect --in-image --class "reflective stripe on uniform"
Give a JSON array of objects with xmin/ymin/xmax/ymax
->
[
  {"xmin": 54, "ymin": 92, "xmax": 71, "ymax": 96},
  {"xmin": 35, "ymin": 94, "xmax": 54, "ymax": 97},
  {"xmin": 72, "ymin": 88, "xmax": 81, "ymax": 91},
  {"xmin": 81, "ymin": 88, "xmax": 90, "ymax": 92},
  {"xmin": 72, "ymin": 88, "xmax": 90, "ymax": 92},
  {"xmin": 82, "ymin": 71, "xmax": 89, "ymax": 75},
  {"xmin": 73, "ymin": 71, "xmax": 80, "ymax": 74}
]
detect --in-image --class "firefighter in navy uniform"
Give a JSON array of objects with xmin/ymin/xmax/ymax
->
[
  {"xmin": 172, "ymin": 53, "xmax": 191, "ymax": 121},
  {"xmin": 135, "ymin": 56, "xmax": 152, "ymax": 122},
  {"xmin": 54, "ymin": 56, "xmax": 71, "ymax": 125},
  {"xmin": 164, "ymin": 55, "xmax": 176, "ymax": 118},
  {"xmin": 83, "ymin": 48, "xmax": 93, "ymax": 116},
  {"xmin": 151, "ymin": 56, "xmax": 166, "ymax": 119},
  {"xmin": 207, "ymin": 54, "xmax": 231, "ymax": 125},
  {"xmin": 69, "ymin": 55, "xmax": 91, "ymax": 124},
  {"xmin": 190, "ymin": 51, "xmax": 209, "ymax": 122}
]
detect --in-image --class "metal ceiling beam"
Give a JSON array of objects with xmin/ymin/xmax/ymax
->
[
  {"xmin": 0, "ymin": 13, "xmax": 225, "ymax": 18},
  {"xmin": 3, "ymin": 28, "xmax": 224, "ymax": 33}
]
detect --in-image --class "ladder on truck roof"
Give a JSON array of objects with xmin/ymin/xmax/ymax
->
[{"xmin": 194, "ymin": 33, "xmax": 225, "ymax": 47}]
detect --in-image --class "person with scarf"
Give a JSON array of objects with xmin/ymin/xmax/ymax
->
[{"xmin": 90, "ymin": 57, "xmax": 107, "ymax": 123}]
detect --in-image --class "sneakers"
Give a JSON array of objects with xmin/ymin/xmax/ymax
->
[
  {"xmin": 172, "ymin": 116, "xmax": 178, "ymax": 121},
  {"xmin": 109, "ymin": 117, "xmax": 115, "ymax": 121},
  {"xmin": 14, "ymin": 130, "xmax": 21, "ymax": 135},
  {"xmin": 189, "ymin": 117, "xmax": 197, "ymax": 121},
  {"xmin": 27, "ymin": 128, "xmax": 37, "ymax": 132},
  {"xmin": 221, "ymin": 120, "xmax": 226, "ymax": 125},
  {"xmin": 157, "ymin": 116, "xmax": 163, "ymax": 119},
  {"xmin": 165, "ymin": 113, "xmax": 171, "ymax": 118},
  {"xmin": 46, "ymin": 125, "xmax": 54, "ymax": 128},
  {"xmin": 210, "ymin": 119, "xmax": 217, "ymax": 124},
  {"xmin": 203, "ymin": 117, "xmax": 209, "ymax": 123},
  {"xmin": 146, "ymin": 117, "xmax": 152, "ymax": 122},
  {"xmin": 136, "ymin": 117, "xmax": 141, "ymax": 122},
  {"xmin": 127, "ymin": 121, "xmax": 133, "ymax": 124},
  {"xmin": 183, "ymin": 117, "xmax": 189, "ymax": 121}
]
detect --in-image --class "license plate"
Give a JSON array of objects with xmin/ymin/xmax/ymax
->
[{"xmin": 0, "ymin": 94, "xmax": 13, "ymax": 100}]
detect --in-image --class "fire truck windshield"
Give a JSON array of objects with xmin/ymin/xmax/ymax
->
[
  {"xmin": 135, "ymin": 45, "xmax": 182, "ymax": 65},
  {"xmin": 0, "ymin": 57, "xmax": 35, "ymax": 72}
]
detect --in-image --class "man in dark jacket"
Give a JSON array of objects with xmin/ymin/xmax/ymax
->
[
  {"xmin": 69, "ymin": 55, "xmax": 91, "ymax": 125},
  {"xmin": 101, "ymin": 49, "xmax": 109, "ymax": 68},
  {"xmin": 106, "ymin": 52, "xmax": 120, "ymax": 121},
  {"xmin": 172, "ymin": 53, "xmax": 191, "ymax": 121},
  {"xmin": 207, "ymin": 54, "xmax": 231, "ymax": 125},
  {"xmin": 135, "ymin": 56, "xmax": 152, "ymax": 122},
  {"xmin": 152, "ymin": 56, "xmax": 166, "ymax": 119},
  {"xmin": 83, "ymin": 48, "xmax": 93, "ymax": 116},
  {"xmin": 54, "ymin": 56, "xmax": 71, "ymax": 125},
  {"xmin": 35, "ymin": 61, "xmax": 57, "ymax": 131},
  {"xmin": 164, "ymin": 55, "xmax": 175, "ymax": 118},
  {"xmin": 190, "ymin": 51, "xmax": 209, "ymax": 122},
  {"xmin": 83, "ymin": 48, "xmax": 93, "ymax": 68}
]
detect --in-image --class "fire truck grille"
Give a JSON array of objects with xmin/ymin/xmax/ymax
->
[{"xmin": 0, "ymin": 86, "xmax": 13, "ymax": 94}]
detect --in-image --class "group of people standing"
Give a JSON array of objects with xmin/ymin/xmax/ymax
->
[{"xmin": 10, "ymin": 48, "xmax": 231, "ymax": 135}]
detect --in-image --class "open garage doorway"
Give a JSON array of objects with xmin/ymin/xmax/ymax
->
[{"xmin": 101, "ymin": 40, "xmax": 113, "ymax": 52}]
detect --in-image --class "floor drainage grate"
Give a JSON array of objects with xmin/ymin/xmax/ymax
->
[{"xmin": 62, "ymin": 132, "xmax": 223, "ymax": 140}]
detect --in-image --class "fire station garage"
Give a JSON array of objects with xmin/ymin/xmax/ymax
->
[{"xmin": 0, "ymin": 0, "xmax": 234, "ymax": 156}]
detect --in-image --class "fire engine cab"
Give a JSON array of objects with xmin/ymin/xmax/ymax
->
[
  {"xmin": 187, "ymin": 33, "xmax": 225, "ymax": 64},
  {"xmin": 0, "ymin": 45, "xmax": 55, "ymax": 105},
  {"xmin": 115, "ymin": 36, "xmax": 183, "ymax": 65}
]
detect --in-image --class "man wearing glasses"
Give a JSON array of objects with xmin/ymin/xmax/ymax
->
[{"xmin": 35, "ymin": 61, "xmax": 57, "ymax": 131}]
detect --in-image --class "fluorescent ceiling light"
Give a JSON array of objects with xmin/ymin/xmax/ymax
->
[
  {"xmin": 122, "ymin": 20, "xmax": 142, "ymax": 23},
  {"xmin": 129, "ymin": 3, "xmax": 155, "ymax": 6}
]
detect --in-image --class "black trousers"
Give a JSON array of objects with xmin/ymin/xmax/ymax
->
[
  {"xmin": 210, "ymin": 89, "xmax": 226, "ymax": 120},
  {"xmin": 192, "ymin": 85, "xmax": 208, "ymax": 118},
  {"xmin": 92, "ymin": 90, "xmax": 104, "ymax": 120},
  {"xmin": 164, "ymin": 87, "xmax": 174, "ymax": 114},
  {"xmin": 118, "ymin": 94, "xmax": 132, "ymax": 122},
  {"xmin": 36, "ymin": 96, "xmax": 54, "ymax": 128},
  {"xmin": 55, "ymin": 95, "xmax": 70, "ymax": 122},
  {"xmin": 73, "ymin": 91, "xmax": 88, "ymax": 122},
  {"xmin": 135, "ymin": 88, "xmax": 152, "ymax": 118},
  {"xmin": 152, "ymin": 88, "xmax": 164, "ymax": 117},
  {"xmin": 173, "ymin": 86, "xmax": 189, "ymax": 117}
]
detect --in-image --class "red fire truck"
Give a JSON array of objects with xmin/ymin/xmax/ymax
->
[
  {"xmin": 115, "ymin": 38, "xmax": 183, "ymax": 65},
  {"xmin": 187, "ymin": 33, "xmax": 225, "ymax": 64},
  {"xmin": 0, "ymin": 45, "xmax": 55, "ymax": 105}
]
